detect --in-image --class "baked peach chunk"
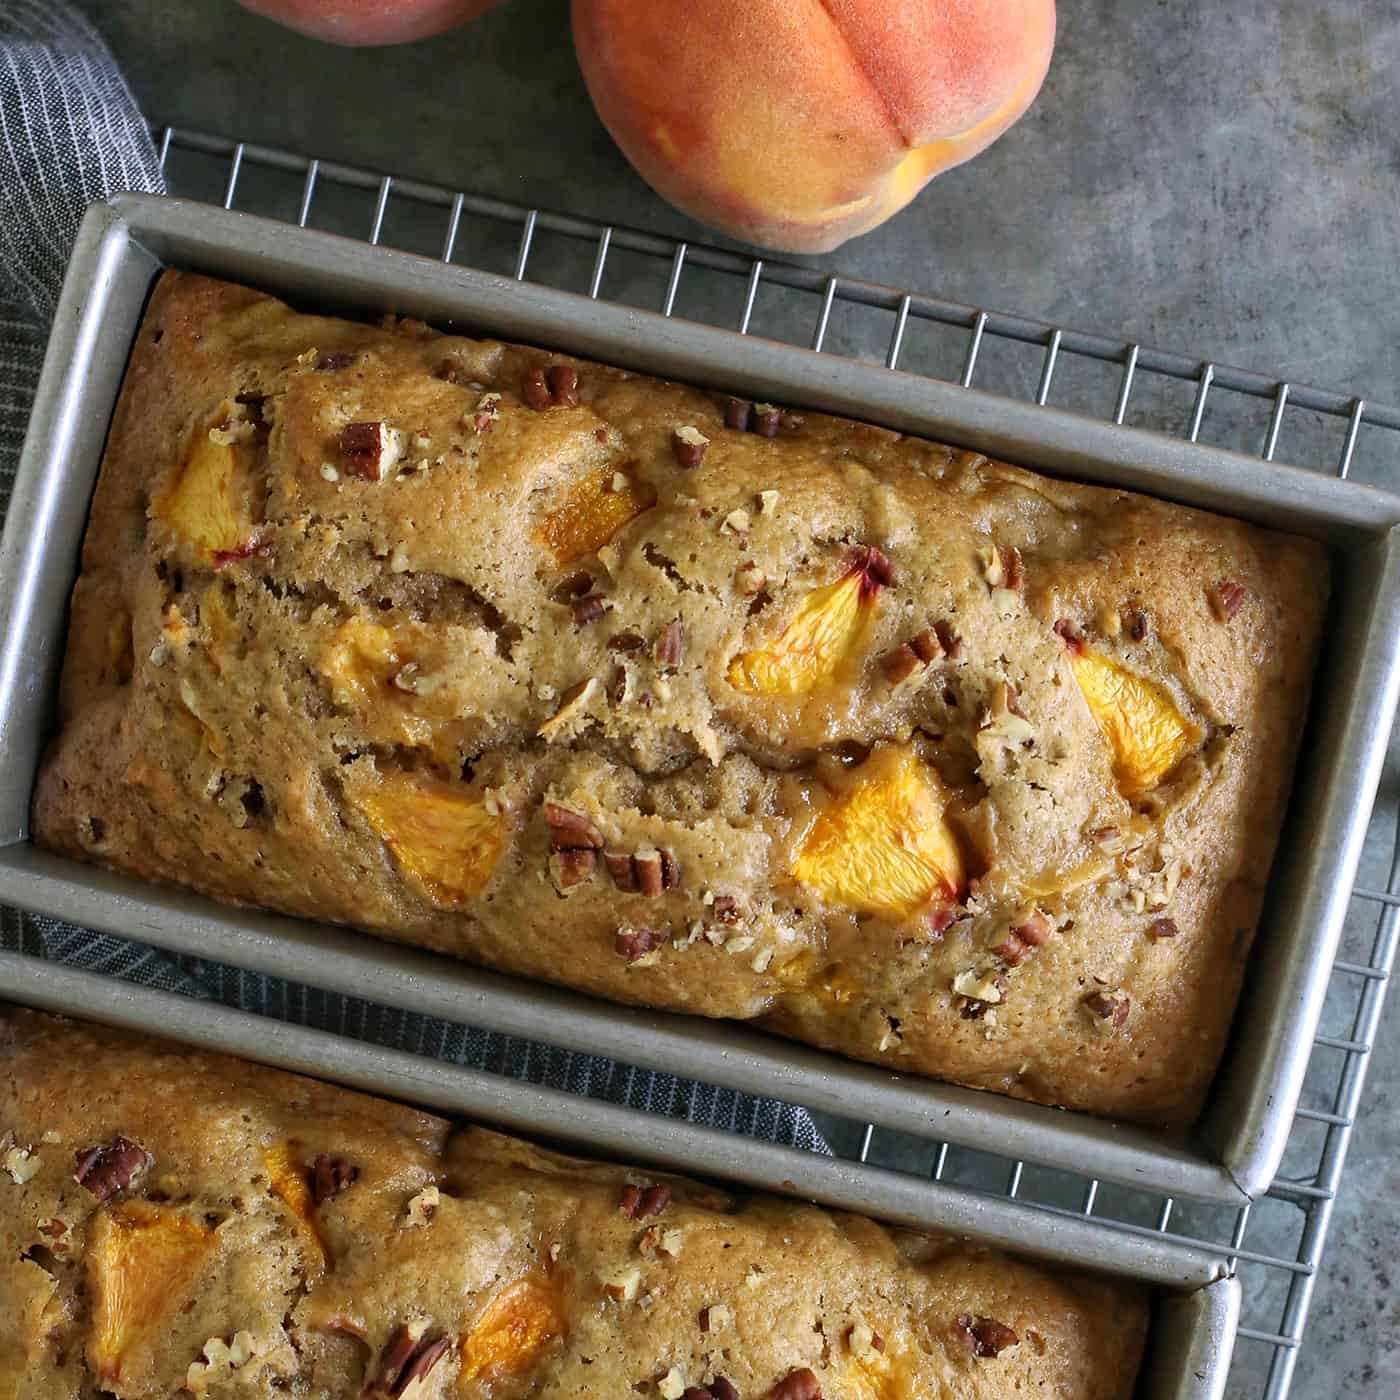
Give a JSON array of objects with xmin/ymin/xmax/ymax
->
[
  {"xmin": 535, "ymin": 468, "xmax": 655, "ymax": 567},
  {"xmin": 87, "ymin": 1203, "xmax": 215, "ymax": 1382},
  {"xmin": 792, "ymin": 748, "xmax": 965, "ymax": 919},
  {"xmin": 261, "ymin": 1144, "xmax": 328, "ymax": 1268},
  {"xmin": 346, "ymin": 770, "xmax": 505, "ymax": 909},
  {"xmin": 459, "ymin": 1277, "xmax": 565, "ymax": 1388},
  {"xmin": 152, "ymin": 429, "xmax": 260, "ymax": 567},
  {"xmin": 1069, "ymin": 649, "xmax": 1200, "ymax": 795},
  {"xmin": 728, "ymin": 548, "xmax": 890, "ymax": 696},
  {"xmin": 321, "ymin": 618, "xmax": 403, "ymax": 707},
  {"xmin": 200, "ymin": 586, "xmax": 240, "ymax": 674},
  {"xmin": 320, "ymin": 618, "xmax": 429, "ymax": 720}
]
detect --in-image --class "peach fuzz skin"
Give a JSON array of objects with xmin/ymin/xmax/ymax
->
[
  {"xmin": 572, "ymin": 0, "xmax": 1056, "ymax": 252},
  {"xmin": 236, "ymin": 0, "xmax": 502, "ymax": 46}
]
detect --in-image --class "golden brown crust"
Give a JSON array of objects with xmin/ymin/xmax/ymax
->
[
  {"xmin": 33, "ymin": 270, "xmax": 1328, "ymax": 1126},
  {"xmin": 0, "ymin": 1009, "xmax": 1147, "ymax": 1398}
]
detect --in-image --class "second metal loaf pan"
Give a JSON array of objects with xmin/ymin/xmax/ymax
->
[{"xmin": 1, "ymin": 950, "xmax": 1238, "ymax": 1400}]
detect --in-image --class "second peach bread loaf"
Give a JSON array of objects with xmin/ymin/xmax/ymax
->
[
  {"xmin": 0, "ymin": 1009, "xmax": 1148, "ymax": 1396},
  {"xmin": 33, "ymin": 270, "xmax": 1328, "ymax": 1126}
]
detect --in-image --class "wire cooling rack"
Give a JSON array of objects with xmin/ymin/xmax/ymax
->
[{"xmin": 99, "ymin": 125, "xmax": 1399, "ymax": 1396}]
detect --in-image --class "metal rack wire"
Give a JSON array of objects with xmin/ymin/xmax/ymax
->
[{"xmin": 141, "ymin": 126, "xmax": 1399, "ymax": 1398}]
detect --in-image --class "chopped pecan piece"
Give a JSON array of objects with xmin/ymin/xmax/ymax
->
[
  {"xmin": 711, "ymin": 894, "xmax": 740, "ymax": 924},
  {"xmin": 522, "ymin": 367, "xmax": 552, "ymax": 410},
  {"xmin": 73, "ymin": 1136, "xmax": 152, "ymax": 1201},
  {"xmin": 722, "ymin": 397, "xmax": 753, "ymax": 432},
  {"xmin": 619, "ymin": 1182, "xmax": 672, "ymax": 1220},
  {"xmin": 1209, "ymin": 579, "xmax": 1247, "ymax": 622},
  {"xmin": 735, "ymin": 562, "xmax": 767, "ymax": 596},
  {"xmin": 608, "ymin": 666, "xmax": 630, "ymax": 707},
  {"xmin": 613, "ymin": 847, "xmax": 680, "ymax": 897},
  {"xmin": 656, "ymin": 618, "xmax": 684, "ymax": 668},
  {"xmin": 933, "ymin": 619, "xmax": 961, "ymax": 659},
  {"xmin": 884, "ymin": 620, "xmax": 942, "ymax": 685},
  {"xmin": 365, "ymin": 1324, "xmax": 449, "ymax": 1397},
  {"xmin": 601, "ymin": 1264, "xmax": 642, "ymax": 1302},
  {"xmin": 315, "ymin": 351, "xmax": 357, "ymax": 372},
  {"xmin": 546, "ymin": 364, "xmax": 579, "ymax": 408},
  {"xmin": 672, "ymin": 426, "xmax": 710, "ymax": 469},
  {"xmin": 882, "ymin": 643, "xmax": 923, "ymax": 686},
  {"xmin": 543, "ymin": 804, "xmax": 605, "ymax": 852},
  {"xmin": 311, "ymin": 1154, "xmax": 358, "ymax": 1206},
  {"xmin": 752, "ymin": 403, "xmax": 782, "ymax": 437},
  {"xmin": 537, "ymin": 678, "xmax": 600, "ymax": 740},
  {"xmin": 659, "ymin": 848, "xmax": 682, "ymax": 890},
  {"xmin": 553, "ymin": 849, "xmax": 597, "ymax": 888},
  {"xmin": 953, "ymin": 968, "xmax": 1007, "ymax": 1007},
  {"xmin": 616, "ymin": 927, "xmax": 665, "ymax": 961},
  {"xmin": 1053, "ymin": 618, "xmax": 1087, "ymax": 655},
  {"xmin": 1082, "ymin": 989, "xmax": 1131, "ymax": 1028},
  {"xmin": 571, "ymin": 594, "xmax": 608, "ymax": 626},
  {"xmin": 1127, "ymin": 608, "xmax": 1150, "ymax": 642},
  {"xmin": 3, "ymin": 1143, "xmax": 40, "ymax": 1184},
  {"xmin": 954, "ymin": 1313, "xmax": 1020, "ymax": 1358},
  {"xmin": 608, "ymin": 631, "xmax": 645, "ymax": 653},
  {"xmin": 769, "ymin": 1369, "xmax": 822, "ymax": 1400},
  {"xmin": 993, "ymin": 939, "xmax": 1028, "ymax": 967},
  {"xmin": 1015, "ymin": 910, "xmax": 1052, "ymax": 946},
  {"xmin": 606, "ymin": 851, "xmax": 639, "ymax": 892},
  {"xmin": 997, "ymin": 910, "xmax": 1052, "ymax": 965},
  {"xmin": 1002, "ymin": 544, "xmax": 1025, "ymax": 590},
  {"xmin": 339, "ymin": 421, "xmax": 402, "ymax": 481},
  {"xmin": 635, "ymin": 849, "xmax": 665, "ymax": 897},
  {"xmin": 909, "ymin": 627, "xmax": 942, "ymax": 663},
  {"xmin": 684, "ymin": 1382, "xmax": 742, "ymax": 1400},
  {"xmin": 1148, "ymin": 917, "xmax": 1180, "ymax": 940},
  {"xmin": 470, "ymin": 392, "xmax": 502, "ymax": 433}
]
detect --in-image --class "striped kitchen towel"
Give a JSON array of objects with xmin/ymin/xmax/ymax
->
[{"xmin": 0, "ymin": 0, "xmax": 826, "ymax": 1154}]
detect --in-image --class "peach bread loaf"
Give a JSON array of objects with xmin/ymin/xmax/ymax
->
[
  {"xmin": 32, "ymin": 270, "xmax": 1328, "ymax": 1126},
  {"xmin": 0, "ymin": 1008, "xmax": 1149, "ymax": 1397}
]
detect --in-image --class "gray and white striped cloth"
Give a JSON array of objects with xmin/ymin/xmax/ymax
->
[{"xmin": 0, "ymin": 0, "xmax": 825, "ymax": 1152}]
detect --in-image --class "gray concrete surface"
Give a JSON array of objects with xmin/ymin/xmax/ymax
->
[{"xmin": 69, "ymin": 0, "xmax": 1400, "ymax": 1392}]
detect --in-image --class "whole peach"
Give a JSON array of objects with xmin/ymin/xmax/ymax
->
[
  {"xmin": 572, "ymin": 0, "xmax": 1056, "ymax": 252},
  {"xmin": 235, "ymin": 0, "xmax": 503, "ymax": 46}
]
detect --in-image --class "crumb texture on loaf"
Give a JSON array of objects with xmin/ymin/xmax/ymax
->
[
  {"xmin": 0, "ymin": 1010, "xmax": 1148, "ymax": 1397},
  {"xmin": 32, "ymin": 271, "xmax": 1329, "ymax": 1125}
]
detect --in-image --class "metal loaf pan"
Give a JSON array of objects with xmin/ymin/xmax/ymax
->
[
  {"xmin": 3, "ymin": 195, "xmax": 1399, "ymax": 1207},
  {"xmin": 0, "ymin": 951, "xmax": 1238, "ymax": 1400}
]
